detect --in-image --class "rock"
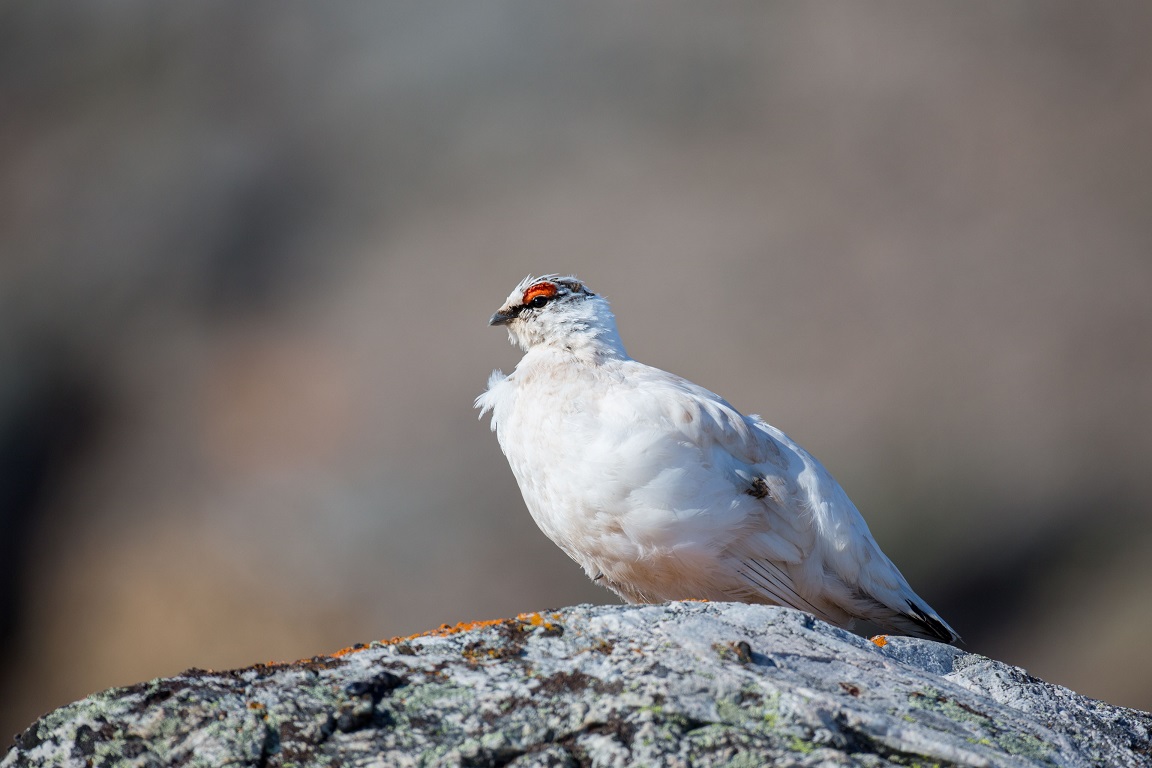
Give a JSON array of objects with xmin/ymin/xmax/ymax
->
[{"xmin": 4, "ymin": 602, "xmax": 1150, "ymax": 767}]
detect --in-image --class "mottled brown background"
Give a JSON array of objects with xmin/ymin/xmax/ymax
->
[{"xmin": 3, "ymin": 2, "xmax": 1151, "ymax": 740}]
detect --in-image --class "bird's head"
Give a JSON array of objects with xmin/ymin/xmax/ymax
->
[{"xmin": 489, "ymin": 274, "xmax": 626, "ymax": 358}]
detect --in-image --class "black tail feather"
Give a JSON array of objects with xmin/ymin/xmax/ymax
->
[{"xmin": 904, "ymin": 600, "xmax": 959, "ymax": 644}]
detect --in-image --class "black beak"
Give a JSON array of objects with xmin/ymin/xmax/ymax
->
[{"xmin": 489, "ymin": 308, "xmax": 518, "ymax": 326}]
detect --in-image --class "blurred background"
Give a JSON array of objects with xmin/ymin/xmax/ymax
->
[{"xmin": 3, "ymin": 2, "xmax": 1152, "ymax": 739}]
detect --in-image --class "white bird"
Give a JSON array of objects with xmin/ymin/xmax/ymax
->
[{"xmin": 476, "ymin": 274, "xmax": 959, "ymax": 643}]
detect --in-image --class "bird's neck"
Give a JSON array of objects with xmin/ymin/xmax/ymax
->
[
  {"xmin": 528, "ymin": 324, "xmax": 629, "ymax": 366},
  {"xmin": 520, "ymin": 299, "xmax": 630, "ymax": 365}
]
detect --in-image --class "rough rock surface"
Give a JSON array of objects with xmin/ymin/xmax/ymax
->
[{"xmin": 4, "ymin": 603, "xmax": 1150, "ymax": 767}]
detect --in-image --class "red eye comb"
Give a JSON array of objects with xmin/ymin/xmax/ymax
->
[{"xmin": 523, "ymin": 283, "xmax": 559, "ymax": 304}]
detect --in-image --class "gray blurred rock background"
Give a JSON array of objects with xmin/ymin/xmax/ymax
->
[{"xmin": 1, "ymin": 2, "xmax": 1150, "ymax": 740}]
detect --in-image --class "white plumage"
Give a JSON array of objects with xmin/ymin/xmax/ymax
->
[{"xmin": 476, "ymin": 274, "xmax": 959, "ymax": 643}]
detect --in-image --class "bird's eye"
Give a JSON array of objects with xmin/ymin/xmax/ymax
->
[{"xmin": 528, "ymin": 295, "xmax": 550, "ymax": 309}]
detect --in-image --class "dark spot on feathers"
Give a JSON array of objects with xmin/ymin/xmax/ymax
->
[{"xmin": 747, "ymin": 477, "xmax": 770, "ymax": 500}]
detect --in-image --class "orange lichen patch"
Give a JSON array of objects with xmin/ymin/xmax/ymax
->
[
  {"xmin": 383, "ymin": 617, "xmax": 516, "ymax": 646},
  {"xmin": 331, "ymin": 643, "xmax": 370, "ymax": 658},
  {"xmin": 378, "ymin": 612, "xmax": 567, "ymax": 646},
  {"xmin": 522, "ymin": 282, "xmax": 559, "ymax": 303},
  {"xmin": 870, "ymin": 635, "xmax": 889, "ymax": 648},
  {"xmin": 517, "ymin": 611, "xmax": 565, "ymax": 635},
  {"xmin": 270, "ymin": 613, "xmax": 567, "ymax": 668}
]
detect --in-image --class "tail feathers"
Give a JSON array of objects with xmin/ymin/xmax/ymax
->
[
  {"xmin": 896, "ymin": 600, "xmax": 961, "ymax": 644},
  {"xmin": 852, "ymin": 592, "xmax": 961, "ymax": 644},
  {"xmin": 880, "ymin": 598, "xmax": 963, "ymax": 644}
]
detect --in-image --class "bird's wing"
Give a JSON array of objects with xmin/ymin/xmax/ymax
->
[
  {"xmin": 611, "ymin": 369, "xmax": 837, "ymax": 612},
  {"xmin": 627, "ymin": 368, "xmax": 958, "ymax": 642},
  {"xmin": 752, "ymin": 422, "xmax": 960, "ymax": 642},
  {"xmin": 594, "ymin": 366, "xmax": 953, "ymax": 644}
]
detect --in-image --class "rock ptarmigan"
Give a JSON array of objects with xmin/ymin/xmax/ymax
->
[{"xmin": 476, "ymin": 274, "xmax": 959, "ymax": 643}]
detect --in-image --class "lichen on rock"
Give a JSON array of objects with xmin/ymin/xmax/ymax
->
[{"xmin": 4, "ymin": 603, "xmax": 1151, "ymax": 767}]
